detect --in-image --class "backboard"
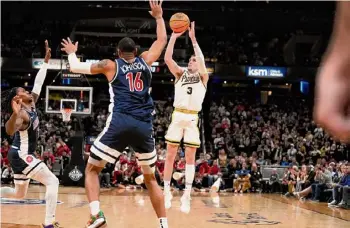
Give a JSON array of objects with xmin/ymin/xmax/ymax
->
[{"xmin": 45, "ymin": 86, "xmax": 93, "ymax": 115}]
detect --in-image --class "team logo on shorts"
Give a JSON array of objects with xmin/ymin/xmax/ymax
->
[
  {"xmin": 26, "ymin": 155, "xmax": 34, "ymax": 163},
  {"xmin": 69, "ymin": 166, "xmax": 83, "ymax": 182}
]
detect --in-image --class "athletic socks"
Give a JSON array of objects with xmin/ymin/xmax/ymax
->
[
  {"xmin": 184, "ymin": 164, "xmax": 195, "ymax": 195},
  {"xmin": 89, "ymin": 201, "xmax": 100, "ymax": 216},
  {"xmin": 164, "ymin": 180, "xmax": 171, "ymax": 193},
  {"xmin": 159, "ymin": 217, "xmax": 168, "ymax": 228},
  {"xmin": 44, "ymin": 180, "xmax": 59, "ymax": 226}
]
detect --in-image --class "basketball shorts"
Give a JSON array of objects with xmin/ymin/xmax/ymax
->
[
  {"xmin": 7, "ymin": 146, "xmax": 46, "ymax": 184},
  {"xmin": 165, "ymin": 109, "xmax": 200, "ymax": 148},
  {"xmin": 90, "ymin": 112, "xmax": 156, "ymax": 166}
]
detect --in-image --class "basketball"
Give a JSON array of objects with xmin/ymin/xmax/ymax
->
[{"xmin": 170, "ymin": 12, "xmax": 190, "ymax": 33}]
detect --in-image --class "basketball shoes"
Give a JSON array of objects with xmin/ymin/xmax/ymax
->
[
  {"xmin": 180, "ymin": 194, "xmax": 191, "ymax": 214},
  {"xmin": 42, "ymin": 222, "xmax": 62, "ymax": 228},
  {"xmin": 86, "ymin": 211, "xmax": 107, "ymax": 228},
  {"xmin": 164, "ymin": 191, "xmax": 173, "ymax": 209}
]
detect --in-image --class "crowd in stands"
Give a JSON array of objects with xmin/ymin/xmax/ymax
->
[
  {"xmin": 1, "ymin": 2, "xmax": 332, "ymax": 67},
  {"xmin": 1, "ymin": 18, "xmax": 73, "ymax": 58},
  {"xmin": 204, "ymin": 97, "xmax": 349, "ymax": 208}
]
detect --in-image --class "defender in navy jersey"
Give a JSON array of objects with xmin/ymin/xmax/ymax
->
[
  {"xmin": 61, "ymin": 1, "xmax": 168, "ymax": 228},
  {"xmin": 1, "ymin": 41, "xmax": 61, "ymax": 228}
]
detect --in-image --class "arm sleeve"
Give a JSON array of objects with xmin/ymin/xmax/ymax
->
[{"xmin": 32, "ymin": 62, "xmax": 49, "ymax": 95}]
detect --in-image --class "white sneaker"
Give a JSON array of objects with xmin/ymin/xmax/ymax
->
[
  {"xmin": 180, "ymin": 194, "xmax": 191, "ymax": 214},
  {"xmin": 293, "ymin": 192, "xmax": 301, "ymax": 199},
  {"xmin": 336, "ymin": 200, "xmax": 346, "ymax": 208},
  {"xmin": 328, "ymin": 200, "xmax": 337, "ymax": 206},
  {"xmin": 164, "ymin": 191, "xmax": 173, "ymax": 209}
]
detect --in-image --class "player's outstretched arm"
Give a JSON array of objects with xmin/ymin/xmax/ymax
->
[
  {"xmin": 61, "ymin": 37, "xmax": 116, "ymax": 81},
  {"xmin": 5, "ymin": 96, "xmax": 29, "ymax": 136},
  {"xmin": 141, "ymin": 0, "xmax": 167, "ymax": 66},
  {"xmin": 189, "ymin": 22, "xmax": 209, "ymax": 85},
  {"xmin": 32, "ymin": 40, "xmax": 51, "ymax": 103},
  {"xmin": 314, "ymin": 1, "xmax": 350, "ymax": 142},
  {"xmin": 164, "ymin": 32, "xmax": 185, "ymax": 79}
]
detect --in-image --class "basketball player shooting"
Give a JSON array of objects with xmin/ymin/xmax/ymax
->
[
  {"xmin": 163, "ymin": 21, "xmax": 209, "ymax": 213},
  {"xmin": 60, "ymin": 1, "xmax": 168, "ymax": 227},
  {"xmin": 314, "ymin": 2, "xmax": 350, "ymax": 142},
  {"xmin": 1, "ymin": 41, "xmax": 61, "ymax": 228}
]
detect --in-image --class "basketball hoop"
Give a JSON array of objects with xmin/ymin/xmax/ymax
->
[{"xmin": 61, "ymin": 108, "xmax": 72, "ymax": 122}]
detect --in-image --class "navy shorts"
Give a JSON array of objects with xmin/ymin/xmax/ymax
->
[
  {"xmin": 90, "ymin": 112, "xmax": 156, "ymax": 165},
  {"xmin": 7, "ymin": 147, "xmax": 45, "ymax": 184}
]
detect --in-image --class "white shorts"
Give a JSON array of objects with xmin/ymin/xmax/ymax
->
[{"xmin": 165, "ymin": 109, "xmax": 200, "ymax": 148}]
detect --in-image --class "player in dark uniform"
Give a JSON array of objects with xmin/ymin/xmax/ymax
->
[
  {"xmin": 1, "ymin": 41, "xmax": 61, "ymax": 228},
  {"xmin": 61, "ymin": 1, "xmax": 168, "ymax": 227}
]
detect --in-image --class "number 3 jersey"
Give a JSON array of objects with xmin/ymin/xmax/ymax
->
[
  {"xmin": 109, "ymin": 57, "xmax": 154, "ymax": 121},
  {"xmin": 173, "ymin": 69, "xmax": 206, "ymax": 111}
]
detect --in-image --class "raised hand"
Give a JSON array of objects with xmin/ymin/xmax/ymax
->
[
  {"xmin": 171, "ymin": 30, "xmax": 186, "ymax": 39},
  {"xmin": 188, "ymin": 21, "xmax": 196, "ymax": 41},
  {"xmin": 149, "ymin": 0, "xmax": 163, "ymax": 19},
  {"xmin": 11, "ymin": 96, "xmax": 22, "ymax": 115},
  {"xmin": 61, "ymin": 37, "xmax": 78, "ymax": 55},
  {"xmin": 44, "ymin": 40, "xmax": 51, "ymax": 63}
]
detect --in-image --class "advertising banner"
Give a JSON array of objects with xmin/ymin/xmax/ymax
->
[
  {"xmin": 246, "ymin": 66, "xmax": 287, "ymax": 78},
  {"xmin": 32, "ymin": 58, "xmax": 67, "ymax": 70}
]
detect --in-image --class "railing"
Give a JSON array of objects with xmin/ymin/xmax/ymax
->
[{"xmin": 260, "ymin": 165, "xmax": 290, "ymax": 181}]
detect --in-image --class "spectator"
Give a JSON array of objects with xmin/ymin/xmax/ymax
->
[
  {"xmin": 42, "ymin": 151, "xmax": 55, "ymax": 171},
  {"xmin": 296, "ymin": 165, "xmax": 307, "ymax": 192},
  {"xmin": 287, "ymin": 144, "xmax": 297, "ymax": 159},
  {"xmin": 1, "ymin": 139, "xmax": 10, "ymax": 159},
  {"xmin": 55, "ymin": 138, "xmax": 71, "ymax": 169},
  {"xmin": 311, "ymin": 165, "xmax": 333, "ymax": 202},
  {"xmin": 217, "ymin": 149, "xmax": 228, "ymax": 176},
  {"xmin": 199, "ymin": 158, "xmax": 210, "ymax": 188},
  {"xmin": 340, "ymin": 185, "xmax": 350, "ymax": 209},
  {"xmin": 234, "ymin": 162, "xmax": 251, "ymax": 193},
  {"xmin": 268, "ymin": 168, "xmax": 280, "ymax": 193},
  {"xmin": 250, "ymin": 164, "xmax": 263, "ymax": 192},
  {"xmin": 284, "ymin": 166, "xmax": 298, "ymax": 197},
  {"xmin": 155, "ymin": 156, "xmax": 165, "ymax": 185},
  {"xmin": 208, "ymin": 160, "xmax": 220, "ymax": 187},
  {"xmin": 99, "ymin": 163, "xmax": 113, "ymax": 188},
  {"xmin": 281, "ymin": 157, "xmax": 289, "ymax": 166},
  {"xmin": 1, "ymin": 165, "xmax": 14, "ymax": 184},
  {"xmin": 328, "ymin": 164, "xmax": 350, "ymax": 207},
  {"xmin": 227, "ymin": 159, "xmax": 238, "ymax": 189}
]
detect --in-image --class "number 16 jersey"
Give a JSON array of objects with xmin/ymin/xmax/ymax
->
[
  {"xmin": 109, "ymin": 57, "xmax": 154, "ymax": 121},
  {"xmin": 173, "ymin": 69, "xmax": 206, "ymax": 112}
]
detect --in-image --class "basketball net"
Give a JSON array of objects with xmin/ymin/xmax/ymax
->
[{"xmin": 61, "ymin": 108, "xmax": 72, "ymax": 122}]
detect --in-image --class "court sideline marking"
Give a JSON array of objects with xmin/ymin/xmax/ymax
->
[{"xmin": 261, "ymin": 194, "xmax": 350, "ymax": 222}]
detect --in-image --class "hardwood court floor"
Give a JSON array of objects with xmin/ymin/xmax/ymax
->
[{"xmin": 1, "ymin": 186, "xmax": 350, "ymax": 228}]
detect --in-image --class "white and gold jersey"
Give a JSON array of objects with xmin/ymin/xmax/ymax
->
[{"xmin": 173, "ymin": 69, "xmax": 206, "ymax": 112}]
